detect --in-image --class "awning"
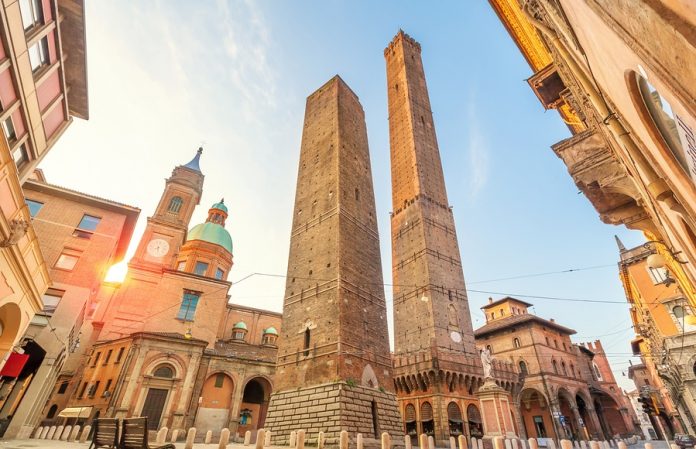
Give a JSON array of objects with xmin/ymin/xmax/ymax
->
[
  {"xmin": 58, "ymin": 406, "xmax": 92, "ymax": 419},
  {"xmin": 0, "ymin": 353, "xmax": 29, "ymax": 378}
]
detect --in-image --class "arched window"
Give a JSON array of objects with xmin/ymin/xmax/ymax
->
[
  {"xmin": 153, "ymin": 365, "xmax": 174, "ymax": 378},
  {"xmin": 47, "ymin": 404, "xmax": 58, "ymax": 419},
  {"xmin": 500, "ymin": 308, "xmax": 504, "ymax": 316},
  {"xmin": 513, "ymin": 338, "xmax": 521, "ymax": 348},
  {"xmin": 693, "ymin": 361, "xmax": 696, "ymax": 377},
  {"xmin": 570, "ymin": 363, "xmax": 576, "ymax": 378},
  {"xmin": 545, "ymin": 336, "xmax": 550, "ymax": 346},
  {"xmin": 303, "ymin": 328, "xmax": 311, "ymax": 356},
  {"xmin": 561, "ymin": 361, "xmax": 567, "ymax": 376},
  {"xmin": 168, "ymin": 196, "xmax": 183, "ymax": 213},
  {"xmin": 593, "ymin": 363, "xmax": 603, "ymax": 381},
  {"xmin": 519, "ymin": 360, "xmax": 528, "ymax": 375},
  {"xmin": 552, "ymin": 360, "xmax": 558, "ymax": 374}
]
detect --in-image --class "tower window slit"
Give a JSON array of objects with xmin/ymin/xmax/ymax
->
[{"xmin": 303, "ymin": 328, "xmax": 311, "ymax": 356}]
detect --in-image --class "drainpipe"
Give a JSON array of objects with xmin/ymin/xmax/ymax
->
[{"xmin": 521, "ymin": 1, "xmax": 695, "ymax": 230}]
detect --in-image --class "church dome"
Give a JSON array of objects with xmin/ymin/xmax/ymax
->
[
  {"xmin": 211, "ymin": 200, "xmax": 228, "ymax": 213},
  {"xmin": 233, "ymin": 321, "xmax": 247, "ymax": 330},
  {"xmin": 187, "ymin": 222, "xmax": 233, "ymax": 254},
  {"xmin": 264, "ymin": 327, "xmax": 278, "ymax": 335}
]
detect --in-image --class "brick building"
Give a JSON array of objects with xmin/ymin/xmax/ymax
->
[
  {"xmin": 0, "ymin": 172, "xmax": 139, "ymax": 439},
  {"xmin": 385, "ymin": 31, "xmax": 519, "ymax": 446},
  {"xmin": 474, "ymin": 297, "xmax": 635, "ymax": 440},
  {"xmin": 0, "ymin": 0, "xmax": 88, "ymax": 374},
  {"xmin": 265, "ymin": 75, "xmax": 402, "ymax": 447}
]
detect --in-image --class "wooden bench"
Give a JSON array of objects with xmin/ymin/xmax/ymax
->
[
  {"xmin": 89, "ymin": 418, "xmax": 119, "ymax": 449},
  {"xmin": 119, "ymin": 417, "xmax": 174, "ymax": 449}
]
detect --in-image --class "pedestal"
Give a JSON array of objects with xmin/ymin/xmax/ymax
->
[{"xmin": 476, "ymin": 379, "xmax": 517, "ymax": 440}]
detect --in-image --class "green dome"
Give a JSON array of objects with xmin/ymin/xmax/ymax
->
[
  {"xmin": 264, "ymin": 327, "xmax": 278, "ymax": 335},
  {"xmin": 233, "ymin": 321, "xmax": 247, "ymax": 330},
  {"xmin": 211, "ymin": 200, "xmax": 228, "ymax": 213},
  {"xmin": 187, "ymin": 222, "xmax": 233, "ymax": 254}
]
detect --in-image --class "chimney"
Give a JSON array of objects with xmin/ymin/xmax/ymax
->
[
  {"xmin": 488, "ymin": 297, "xmax": 493, "ymax": 304},
  {"xmin": 550, "ymin": 318, "xmax": 555, "ymax": 323}
]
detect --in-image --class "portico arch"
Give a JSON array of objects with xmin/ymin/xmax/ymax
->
[
  {"xmin": 519, "ymin": 388, "xmax": 555, "ymax": 440},
  {"xmin": 557, "ymin": 388, "xmax": 579, "ymax": 440},
  {"xmin": 238, "ymin": 376, "xmax": 272, "ymax": 437},
  {"xmin": 0, "ymin": 302, "xmax": 22, "ymax": 357},
  {"xmin": 195, "ymin": 371, "xmax": 234, "ymax": 430}
]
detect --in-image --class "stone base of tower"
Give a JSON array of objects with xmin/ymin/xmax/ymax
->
[
  {"xmin": 266, "ymin": 381, "xmax": 404, "ymax": 448},
  {"xmin": 475, "ymin": 379, "xmax": 517, "ymax": 439}
]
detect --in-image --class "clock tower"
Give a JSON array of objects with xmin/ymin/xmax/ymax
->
[{"xmin": 130, "ymin": 148, "xmax": 204, "ymax": 269}]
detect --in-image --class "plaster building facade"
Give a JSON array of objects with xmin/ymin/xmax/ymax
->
[
  {"xmin": 487, "ymin": 0, "xmax": 696, "ymax": 414},
  {"xmin": 265, "ymin": 75, "xmax": 402, "ymax": 447},
  {"xmin": 23, "ymin": 150, "xmax": 281, "ymax": 442},
  {"xmin": 0, "ymin": 175, "xmax": 138, "ymax": 439},
  {"xmin": 0, "ymin": 0, "xmax": 88, "ymax": 373},
  {"xmin": 625, "ymin": 388, "xmax": 657, "ymax": 441},
  {"xmin": 619, "ymin": 239, "xmax": 696, "ymax": 436},
  {"xmin": 474, "ymin": 297, "xmax": 635, "ymax": 441},
  {"xmin": 385, "ymin": 31, "xmax": 519, "ymax": 446}
]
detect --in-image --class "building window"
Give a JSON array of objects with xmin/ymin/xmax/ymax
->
[
  {"xmin": 545, "ymin": 336, "xmax": 550, "ymax": 346},
  {"xmin": 26, "ymin": 199, "xmax": 43, "ymax": 217},
  {"xmin": 513, "ymin": 338, "xmax": 521, "ymax": 348},
  {"xmin": 233, "ymin": 330, "xmax": 246, "ymax": 340},
  {"xmin": 103, "ymin": 349, "xmax": 113, "ymax": 364},
  {"xmin": 153, "ymin": 365, "xmax": 174, "ymax": 378},
  {"xmin": 88, "ymin": 381, "xmax": 100, "ymax": 398},
  {"xmin": 2, "ymin": 117, "xmax": 16, "ymax": 142},
  {"xmin": 78, "ymin": 382, "xmax": 88, "ymax": 398},
  {"xmin": 303, "ymin": 328, "xmax": 311, "ymax": 356},
  {"xmin": 177, "ymin": 291, "xmax": 199, "ymax": 321},
  {"xmin": 177, "ymin": 261, "xmax": 186, "ymax": 271},
  {"xmin": 19, "ymin": 0, "xmax": 43, "ymax": 31},
  {"xmin": 194, "ymin": 261, "xmax": 208, "ymax": 276},
  {"xmin": 570, "ymin": 364, "xmax": 576, "ymax": 378},
  {"xmin": 593, "ymin": 363, "xmax": 603, "ymax": 381},
  {"xmin": 103, "ymin": 379, "xmax": 113, "ymax": 397},
  {"xmin": 168, "ymin": 196, "xmax": 183, "ymax": 213},
  {"xmin": 46, "ymin": 404, "xmax": 58, "ymax": 419},
  {"xmin": 28, "ymin": 36, "xmax": 49, "ymax": 73},
  {"xmin": 554, "ymin": 340, "xmax": 558, "ymax": 349},
  {"xmin": 215, "ymin": 268, "xmax": 225, "ymax": 280},
  {"xmin": 41, "ymin": 290, "xmax": 63, "ymax": 314},
  {"xmin": 519, "ymin": 360, "xmax": 528, "ymax": 375},
  {"xmin": 561, "ymin": 361, "xmax": 567, "ymax": 376},
  {"xmin": 115, "ymin": 347, "xmax": 124, "ymax": 363},
  {"xmin": 12, "ymin": 143, "xmax": 28, "ymax": 167},
  {"xmin": 647, "ymin": 266, "xmax": 669, "ymax": 285},
  {"xmin": 500, "ymin": 308, "xmax": 504, "ymax": 317},
  {"xmin": 54, "ymin": 249, "xmax": 80, "ymax": 270},
  {"xmin": 552, "ymin": 360, "xmax": 558, "ymax": 374},
  {"xmin": 91, "ymin": 352, "xmax": 101, "ymax": 367},
  {"xmin": 57, "ymin": 381, "xmax": 68, "ymax": 394},
  {"xmin": 73, "ymin": 214, "xmax": 101, "ymax": 238},
  {"xmin": 562, "ymin": 342, "xmax": 567, "ymax": 351},
  {"xmin": 214, "ymin": 373, "xmax": 225, "ymax": 388}
]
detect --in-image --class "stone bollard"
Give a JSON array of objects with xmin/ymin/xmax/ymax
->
[
  {"xmin": 256, "ymin": 429, "xmax": 266, "ymax": 449},
  {"xmin": 70, "ymin": 425, "xmax": 81, "ymax": 442},
  {"xmin": 53, "ymin": 425, "xmax": 64, "ymax": 440},
  {"xmin": 156, "ymin": 427, "xmax": 168, "ymax": 443},
  {"xmin": 358, "ymin": 433, "xmax": 364, "ymax": 449},
  {"xmin": 512, "ymin": 439, "xmax": 519, "ymax": 449},
  {"xmin": 290, "ymin": 431, "xmax": 297, "ymax": 448},
  {"xmin": 617, "ymin": 443, "xmax": 626, "ymax": 449},
  {"xmin": 574, "ymin": 442, "xmax": 580, "ymax": 449},
  {"xmin": 382, "ymin": 432, "xmax": 392, "ymax": 449},
  {"xmin": 265, "ymin": 430, "xmax": 272, "ymax": 447},
  {"xmin": 521, "ymin": 440, "xmax": 528, "ymax": 449},
  {"xmin": 33, "ymin": 426, "xmax": 43, "ymax": 438},
  {"xmin": 493, "ymin": 436, "xmax": 505, "ymax": 449},
  {"xmin": 61, "ymin": 425, "xmax": 72, "ymax": 440},
  {"xmin": 581, "ymin": 442, "xmax": 588, "ymax": 449},
  {"xmin": 590, "ymin": 442, "xmax": 601, "ymax": 449},
  {"xmin": 47, "ymin": 426, "xmax": 57, "ymax": 440},
  {"xmin": 80, "ymin": 425, "xmax": 91, "ymax": 443},
  {"xmin": 405, "ymin": 435, "xmax": 413, "ymax": 449},
  {"xmin": 428, "ymin": 436, "xmax": 435, "ymax": 449},
  {"xmin": 185, "ymin": 428, "xmax": 197, "ymax": 449},
  {"xmin": 420, "ymin": 434, "xmax": 428, "ymax": 449},
  {"xmin": 528, "ymin": 438, "xmax": 539, "ymax": 449},
  {"xmin": 318, "ymin": 431, "xmax": 325, "ymax": 449},
  {"xmin": 505, "ymin": 439, "xmax": 512, "ymax": 449},
  {"xmin": 245, "ymin": 430, "xmax": 252, "ymax": 446},
  {"xmin": 561, "ymin": 440, "xmax": 573, "ymax": 449},
  {"xmin": 450, "ymin": 437, "xmax": 457, "ymax": 449},
  {"xmin": 206, "ymin": 430, "xmax": 213, "ymax": 444},
  {"xmin": 340, "ymin": 431, "xmax": 349, "ymax": 449},
  {"xmin": 478, "ymin": 439, "xmax": 484, "ymax": 449},
  {"xmin": 471, "ymin": 437, "xmax": 478, "ymax": 449},
  {"xmin": 218, "ymin": 428, "xmax": 230, "ymax": 449},
  {"xmin": 171, "ymin": 429, "xmax": 180, "ymax": 443},
  {"xmin": 458, "ymin": 435, "xmax": 467, "ymax": 449},
  {"xmin": 604, "ymin": 441, "xmax": 611, "ymax": 449},
  {"xmin": 610, "ymin": 442, "xmax": 615, "ymax": 448},
  {"xmin": 645, "ymin": 443, "xmax": 653, "ymax": 449},
  {"xmin": 548, "ymin": 440, "xmax": 557, "ymax": 449},
  {"xmin": 297, "ymin": 430, "xmax": 306, "ymax": 449}
]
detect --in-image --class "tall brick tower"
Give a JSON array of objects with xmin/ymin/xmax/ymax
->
[
  {"xmin": 386, "ymin": 31, "xmax": 519, "ymax": 444},
  {"xmin": 265, "ymin": 76, "xmax": 402, "ymax": 446}
]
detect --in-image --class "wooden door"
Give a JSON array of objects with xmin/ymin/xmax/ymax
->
[{"xmin": 141, "ymin": 388, "xmax": 168, "ymax": 430}]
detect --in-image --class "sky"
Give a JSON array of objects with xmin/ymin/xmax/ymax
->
[{"xmin": 41, "ymin": 1, "xmax": 647, "ymax": 390}]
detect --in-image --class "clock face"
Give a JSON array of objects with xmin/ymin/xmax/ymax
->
[
  {"xmin": 450, "ymin": 331, "xmax": 462, "ymax": 343},
  {"xmin": 147, "ymin": 238, "xmax": 170, "ymax": 257}
]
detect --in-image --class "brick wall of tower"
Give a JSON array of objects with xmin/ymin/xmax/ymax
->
[
  {"xmin": 386, "ymin": 31, "xmax": 476, "ymax": 355},
  {"xmin": 274, "ymin": 76, "xmax": 394, "ymax": 392}
]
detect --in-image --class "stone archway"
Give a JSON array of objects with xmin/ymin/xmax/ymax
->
[
  {"xmin": 592, "ymin": 392, "xmax": 629, "ymax": 439},
  {"xmin": 557, "ymin": 389, "xmax": 579, "ymax": 440},
  {"xmin": 239, "ymin": 377, "xmax": 272, "ymax": 438},
  {"xmin": 195, "ymin": 372, "xmax": 234, "ymax": 431},
  {"xmin": 576, "ymin": 392, "xmax": 597, "ymax": 439},
  {"xmin": 466, "ymin": 404, "xmax": 483, "ymax": 439},
  {"xmin": 0, "ymin": 302, "xmax": 22, "ymax": 359},
  {"xmin": 519, "ymin": 388, "xmax": 555, "ymax": 440}
]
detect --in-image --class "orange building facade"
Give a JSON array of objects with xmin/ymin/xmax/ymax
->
[{"xmin": 474, "ymin": 297, "xmax": 635, "ymax": 441}]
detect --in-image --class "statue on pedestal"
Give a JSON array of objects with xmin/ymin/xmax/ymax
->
[{"xmin": 480, "ymin": 347, "xmax": 493, "ymax": 379}]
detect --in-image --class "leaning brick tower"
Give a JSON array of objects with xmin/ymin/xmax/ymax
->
[
  {"xmin": 265, "ymin": 76, "xmax": 402, "ymax": 447},
  {"xmin": 386, "ymin": 31, "xmax": 518, "ymax": 444}
]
